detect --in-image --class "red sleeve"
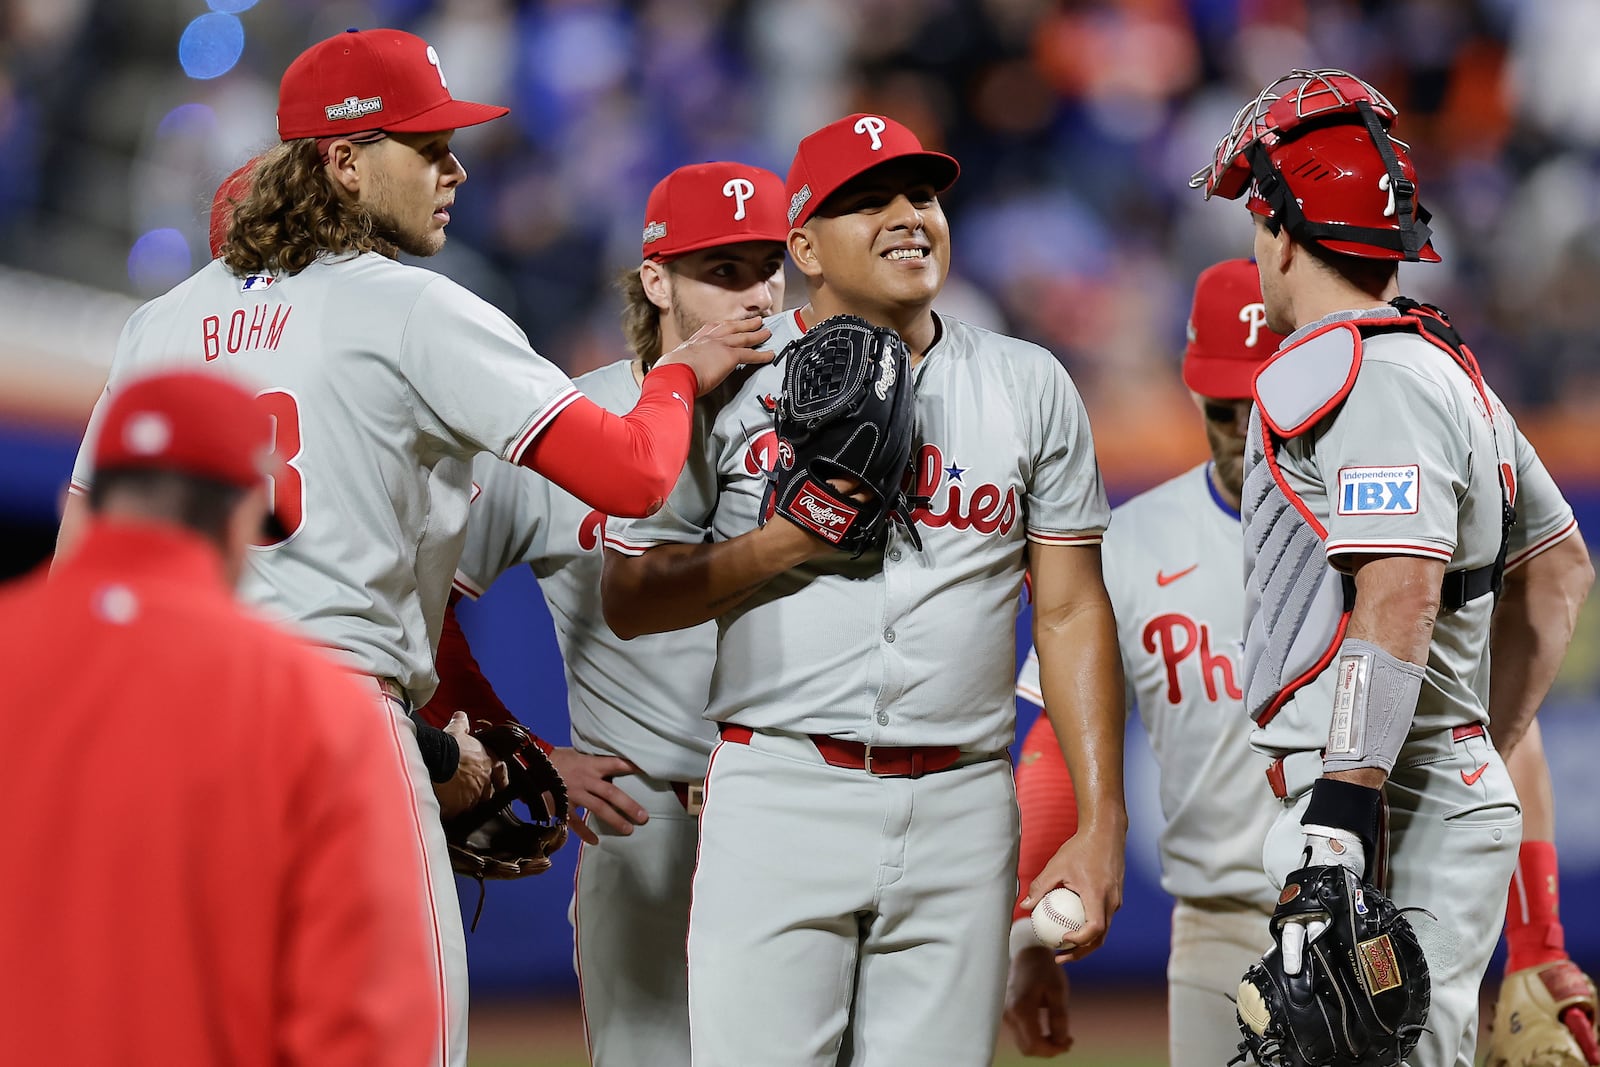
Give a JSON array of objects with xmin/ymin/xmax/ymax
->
[
  {"xmin": 419, "ymin": 594, "xmax": 555, "ymax": 751},
  {"xmin": 521, "ymin": 362, "xmax": 698, "ymax": 519},
  {"xmin": 1013, "ymin": 711, "xmax": 1079, "ymax": 921}
]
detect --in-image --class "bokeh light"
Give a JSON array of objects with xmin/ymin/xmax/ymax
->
[
  {"xmin": 127, "ymin": 229, "xmax": 192, "ymax": 292},
  {"xmin": 154, "ymin": 102, "xmax": 217, "ymax": 140},
  {"xmin": 178, "ymin": 13, "xmax": 245, "ymax": 80}
]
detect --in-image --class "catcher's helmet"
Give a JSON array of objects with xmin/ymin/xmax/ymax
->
[{"xmin": 1191, "ymin": 69, "xmax": 1439, "ymax": 263}]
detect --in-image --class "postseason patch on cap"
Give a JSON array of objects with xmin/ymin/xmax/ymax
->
[
  {"xmin": 325, "ymin": 94, "xmax": 384, "ymax": 122},
  {"xmin": 788, "ymin": 185, "xmax": 812, "ymax": 225},
  {"xmin": 642, "ymin": 221, "xmax": 667, "ymax": 245},
  {"xmin": 1337, "ymin": 464, "xmax": 1419, "ymax": 515}
]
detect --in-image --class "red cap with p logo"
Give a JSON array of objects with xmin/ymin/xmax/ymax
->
[
  {"xmin": 276, "ymin": 28, "xmax": 508, "ymax": 141},
  {"xmin": 1181, "ymin": 259, "xmax": 1286, "ymax": 400},
  {"xmin": 641, "ymin": 162, "xmax": 789, "ymax": 261},
  {"xmin": 783, "ymin": 114, "xmax": 959, "ymax": 228}
]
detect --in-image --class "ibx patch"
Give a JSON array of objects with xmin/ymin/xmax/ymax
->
[{"xmin": 1337, "ymin": 464, "xmax": 1419, "ymax": 516}]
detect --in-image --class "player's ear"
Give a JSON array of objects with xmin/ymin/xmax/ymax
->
[
  {"xmin": 324, "ymin": 140, "xmax": 363, "ymax": 194},
  {"xmin": 639, "ymin": 260, "xmax": 672, "ymax": 313},
  {"xmin": 788, "ymin": 225, "xmax": 823, "ymax": 282}
]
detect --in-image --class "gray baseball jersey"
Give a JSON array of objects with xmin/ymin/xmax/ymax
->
[
  {"xmin": 1244, "ymin": 306, "xmax": 1577, "ymax": 756},
  {"xmin": 453, "ymin": 358, "xmax": 717, "ymax": 782},
  {"xmin": 70, "ymin": 255, "xmax": 579, "ymax": 706},
  {"xmin": 606, "ymin": 308, "xmax": 1110, "ymax": 754},
  {"xmin": 1017, "ymin": 464, "xmax": 1278, "ymax": 911}
]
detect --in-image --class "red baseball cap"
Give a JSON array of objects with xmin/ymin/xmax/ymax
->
[
  {"xmin": 94, "ymin": 371, "xmax": 276, "ymax": 492},
  {"xmin": 784, "ymin": 114, "xmax": 959, "ymax": 227},
  {"xmin": 209, "ymin": 158, "xmax": 258, "ymax": 259},
  {"xmin": 1181, "ymin": 259, "xmax": 1287, "ymax": 399},
  {"xmin": 276, "ymin": 28, "xmax": 509, "ymax": 141},
  {"xmin": 641, "ymin": 162, "xmax": 788, "ymax": 260}
]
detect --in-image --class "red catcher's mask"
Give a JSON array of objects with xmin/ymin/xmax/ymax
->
[{"xmin": 1191, "ymin": 69, "xmax": 1439, "ymax": 263}]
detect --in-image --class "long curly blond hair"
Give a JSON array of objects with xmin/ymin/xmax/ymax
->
[
  {"xmin": 616, "ymin": 264, "xmax": 667, "ymax": 367},
  {"xmin": 220, "ymin": 140, "xmax": 396, "ymax": 276}
]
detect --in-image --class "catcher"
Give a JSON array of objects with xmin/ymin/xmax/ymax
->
[{"xmin": 1191, "ymin": 69, "xmax": 1595, "ymax": 1067}]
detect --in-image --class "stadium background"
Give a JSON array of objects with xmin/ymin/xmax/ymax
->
[{"xmin": 2, "ymin": 1, "xmax": 1597, "ymax": 1062}]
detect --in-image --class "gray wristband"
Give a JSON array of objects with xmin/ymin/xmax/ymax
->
[{"xmin": 1321, "ymin": 637, "xmax": 1425, "ymax": 776}]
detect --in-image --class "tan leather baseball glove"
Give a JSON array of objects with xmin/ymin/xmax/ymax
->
[{"xmin": 1487, "ymin": 960, "xmax": 1600, "ymax": 1067}]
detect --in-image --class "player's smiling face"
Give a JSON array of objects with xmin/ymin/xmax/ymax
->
[
  {"xmin": 359, "ymin": 129, "xmax": 465, "ymax": 257},
  {"xmin": 803, "ymin": 159, "xmax": 950, "ymax": 311},
  {"xmin": 664, "ymin": 241, "xmax": 787, "ymax": 339}
]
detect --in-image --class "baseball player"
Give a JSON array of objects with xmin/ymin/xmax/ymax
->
[
  {"xmin": 1005, "ymin": 263, "xmax": 1600, "ymax": 1065},
  {"xmin": 55, "ymin": 28, "xmax": 768, "ymax": 1067},
  {"xmin": 1191, "ymin": 69, "xmax": 1592, "ymax": 1066},
  {"xmin": 1005, "ymin": 258, "xmax": 1285, "ymax": 1065},
  {"xmin": 421, "ymin": 160, "xmax": 789, "ymax": 1066},
  {"xmin": 602, "ymin": 114, "xmax": 1127, "ymax": 1065},
  {"xmin": 5, "ymin": 371, "xmax": 441, "ymax": 1066}
]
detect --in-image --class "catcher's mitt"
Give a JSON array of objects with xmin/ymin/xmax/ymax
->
[
  {"xmin": 442, "ymin": 722, "xmax": 568, "ymax": 927},
  {"xmin": 1486, "ymin": 960, "xmax": 1600, "ymax": 1067},
  {"xmin": 1233, "ymin": 865, "xmax": 1430, "ymax": 1067},
  {"xmin": 759, "ymin": 314, "xmax": 922, "ymax": 555}
]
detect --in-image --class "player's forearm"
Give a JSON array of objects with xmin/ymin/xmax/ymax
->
[
  {"xmin": 523, "ymin": 363, "xmax": 699, "ymax": 518},
  {"xmin": 1033, "ymin": 598, "xmax": 1126, "ymax": 837},
  {"xmin": 418, "ymin": 593, "xmax": 521, "ymax": 731},
  {"xmin": 1487, "ymin": 530, "xmax": 1592, "ymax": 754},
  {"xmin": 1505, "ymin": 719, "xmax": 1556, "ymax": 840},
  {"xmin": 1012, "ymin": 711, "xmax": 1080, "ymax": 921},
  {"xmin": 601, "ymin": 522, "xmax": 818, "ymax": 638},
  {"xmin": 1328, "ymin": 554, "xmax": 1444, "ymax": 791}
]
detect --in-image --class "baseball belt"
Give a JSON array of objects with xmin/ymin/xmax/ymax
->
[{"xmin": 1265, "ymin": 722, "xmax": 1487, "ymax": 799}]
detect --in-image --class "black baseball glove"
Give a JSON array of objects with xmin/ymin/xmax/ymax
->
[
  {"xmin": 1233, "ymin": 865, "xmax": 1430, "ymax": 1067},
  {"xmin": 442, "ymin": 722, "xmax": 569, "ymax": 926},
  {"xmin": 759, "ymin": 314, "xmax": 922, "ymax": 555}
]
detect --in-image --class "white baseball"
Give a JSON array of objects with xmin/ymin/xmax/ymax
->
[{"xmin": 1030, "ymin": 887, "xmax": 1088, "ymax": 950}]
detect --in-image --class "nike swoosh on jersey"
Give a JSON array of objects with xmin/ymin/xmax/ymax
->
[
  {"xmin": 1156, "ymin": 564, "xmax": 1199, "ymax": 586},
  {"xmin": 1461, "ymin": 762, "xmax": 1489, "ymax": 786}
]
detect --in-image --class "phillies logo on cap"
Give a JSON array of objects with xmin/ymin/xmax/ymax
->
[
  {"xmin": 853, "ymin": 115, "xmax": 887, "ymax": 150},
  {"xmin": 1239, "ymin": 302, "xmax": 1268, "ymax": 347},
  {"xmin": 722, "ymin": 177, "xmax": 755, "ymax": 220}
]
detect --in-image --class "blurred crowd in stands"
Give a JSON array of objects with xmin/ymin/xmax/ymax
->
[{"xmin": 3, "ymin": 0, "xmax": 1598, "ymax": 424}]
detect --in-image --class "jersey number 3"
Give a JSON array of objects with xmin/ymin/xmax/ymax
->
[{"xmin": 256, "ymin": 389, "xmax": 306, "ymax": 546}]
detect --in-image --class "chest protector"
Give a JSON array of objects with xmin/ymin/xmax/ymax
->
[{"xmin": 1241, "ymin": 298, "xmax": 1513, "ymax": 727}]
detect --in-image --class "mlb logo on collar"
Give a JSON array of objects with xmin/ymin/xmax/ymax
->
[{"xmin": 1337, "ymin": 465, "xmax": 1419, "ymax": 515}]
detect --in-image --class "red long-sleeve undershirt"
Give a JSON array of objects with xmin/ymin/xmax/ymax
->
[
  {"xmin": 419, "ymin": 593, "xmax": 555, "ymax": 754},
  {"xmin": 1013, "ymin": 710, "xmax": 1080, "ymax": 921},
  {"xmin": 520, "ymin": 362, "xmax": 698, "ymax": 519}
]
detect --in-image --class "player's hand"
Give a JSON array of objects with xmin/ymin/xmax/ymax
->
[
  {"xmin": 547, "ymin": 748, "xmax": 647, "ymax": 845},
  {"xmin": 655, "ymin": 315, "xmax": 773, "ymax": 396},
  {"xmin": 1004, "ymin": 944, "xmax": 1074, "ymax": 1057},
  {"xmin": 435, "ymin": 711, "xmax": 504, "ymax": 818},
  {"xmin": 759, "ymin": 477, "xmax": 877, "ymax": 561},
  {"xmin": 1021, "ymin": 825, "xmax": 1125, "ymax": 962}
]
